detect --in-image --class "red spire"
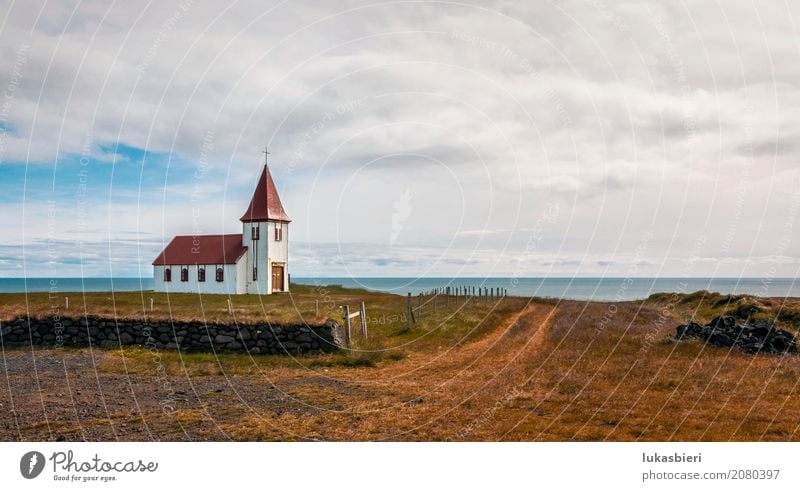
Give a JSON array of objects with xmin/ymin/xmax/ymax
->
[{"xmin": 240, "ymin": 164, "xmax": 290, "ymax": 223}]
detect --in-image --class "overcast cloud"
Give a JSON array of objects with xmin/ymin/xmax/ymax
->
[{"xmin": 0, "ymin": 0, "xmax": 798, "ymax": 277}]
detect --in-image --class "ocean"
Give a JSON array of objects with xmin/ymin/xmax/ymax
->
[{"xmin": 0, "ymin": 276, "xmax": 798, "ymax": 301}]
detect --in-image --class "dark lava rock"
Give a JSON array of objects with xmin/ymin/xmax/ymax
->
[{"xmin": 676, "ymin": 315, "xmax": 797, "ymax": 354}]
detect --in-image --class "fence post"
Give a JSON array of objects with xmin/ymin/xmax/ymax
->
[
  {"xmin": 406, "ymin": 294, "xmax": 411, "ymax": 329},
  {"xmin": 360, "ymin": 301, "xmax": 367, "ymax": 339},
  {"xmin": 433, "ymin": 292, "xmax": 437, "ymax": 313},
  {"xmin": 315, "ymin": 299, "xmax": 319, "ymax": 317},
  {"xmin": 407, "ymin": 293, "xmax": 415, "ymax": 326},
  {"xmin": 343, "ymin": 305, "xmax": 351, "ymax": 345},
  {"xmin": 150, "ymin": 297, "xmax": 154, "ymax": 312},
  {"xmin": 446, "ymin": 287, "xmax": 450, "ymax": 310}
]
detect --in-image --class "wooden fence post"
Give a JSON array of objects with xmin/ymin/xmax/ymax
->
[
  {"xmin": 418, "ymin": 294, "xmax": 422, "ymax": 320},
  {"xmin": 343, "ymin": 305, "xmax": 351, "ymax": 345},
  {"xmin": 360, "ymin": 301, "xmax": 367, "ymax": 339},
  {"xmin": 407, "ymin": 293, "xmax": 415, "ymax": 326},
  {"xmin": 407, "ymin": 295, "xmax": 411, "ymax": 329},
  {"xmin": 150, "ymin": 297, "xmax": 154, "ymax": 312}
]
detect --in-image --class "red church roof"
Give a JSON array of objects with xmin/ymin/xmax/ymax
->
[
  {"xmin": 240, "ymin": 165, "xmax": 290, "ymax": 223},
  {"xmin": 152, "ymin": 234, "xmax": 248, "ymax": 265}
]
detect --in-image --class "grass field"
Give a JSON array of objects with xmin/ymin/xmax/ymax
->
[{"xmin": 1, "ymin": 285, "xmax": 799, "ymax": 441}]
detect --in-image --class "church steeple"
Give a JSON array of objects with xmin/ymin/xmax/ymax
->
[{"xmin": 240, "ymin": 156, "xmax": 290, "ymax": 223}]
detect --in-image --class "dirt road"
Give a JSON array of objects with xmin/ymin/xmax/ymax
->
[{"xmin": 3, "ymin": 299, "xmax": 800, "ymax": 441}]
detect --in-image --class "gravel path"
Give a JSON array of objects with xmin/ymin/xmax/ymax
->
[{"xmin": 0, "ymin": 347, "xmax": 354, "ymax": 441}]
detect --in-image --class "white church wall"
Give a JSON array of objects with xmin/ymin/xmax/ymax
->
[
  {"xmin": 153, "ymin": 265, "xmax": 168, "ymax": 292},
  {"xmin": 267, "ymin": 221, "xmax": 289, "ymax": 293},
  {"xmin": 243, "ymin": 221, "xmax": 269, "ymax": 294},
  {"xmin": 235, "ymin": 255, "xmax": 247, "ymax": 294},
  {"xmin": 153, "ymin": 260, "xmax": 245, "ymax": 295}
]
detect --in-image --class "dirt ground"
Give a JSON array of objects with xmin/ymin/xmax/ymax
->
[{"xmin": 2, "ymin": 297, "xmax": 800, "ymax": 441}]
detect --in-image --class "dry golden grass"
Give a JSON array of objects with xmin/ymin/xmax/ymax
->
[
  {"xmin": 0, "ymin": 283, "xmax": 377, "ymax": 324},
  {"xmin": 2, "ymin": 287, "xmax": 800, "ymax": 441}
]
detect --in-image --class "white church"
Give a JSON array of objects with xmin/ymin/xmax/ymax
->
[{"xmin": 152, "ymin": 157, "xmax": 290, "ymax": 295}]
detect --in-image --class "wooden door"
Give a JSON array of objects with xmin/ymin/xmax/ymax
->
[{"xmin": 271, "ymin": 264, "xmax": 284, "ymax": 292}]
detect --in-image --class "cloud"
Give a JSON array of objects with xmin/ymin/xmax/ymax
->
[{"xmin": 0, "ymin": 0, "xmax": 799, "ymax": 277}]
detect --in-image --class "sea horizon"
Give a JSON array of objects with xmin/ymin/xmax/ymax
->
[{"xmin": 1, "ymin": 276, "xmax": 797, "ymax": 301}]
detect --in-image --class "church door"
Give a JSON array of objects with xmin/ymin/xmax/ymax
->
[{"xmin": 271, "ymin": 264, "xmax": 284, "ymax": 292}]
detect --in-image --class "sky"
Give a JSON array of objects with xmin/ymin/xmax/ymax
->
[{"xmin": 0, "ymin": 0, "xmax": 798, "ymax": 278}]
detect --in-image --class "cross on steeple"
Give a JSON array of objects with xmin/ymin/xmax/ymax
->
[{"xmin": 262, "ymin": 145, "xmax": 270, "ymax": 167}]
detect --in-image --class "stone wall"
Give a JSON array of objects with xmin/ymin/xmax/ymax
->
[
  {"xmin": 676, "ymin": 316, "xmax": 797, "ymax": 354},
  {"xmin": 0, "ymin": 316, "xmax": 346, "ymax": 354}
]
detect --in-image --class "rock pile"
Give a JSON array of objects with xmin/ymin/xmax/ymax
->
[
  {"xmin": 676, "ymin": 316, "xmax": 797, "ymax": 354},
  {"xmin": 0, "ymin": 316, "xmax": 346, "ymax": 354}
]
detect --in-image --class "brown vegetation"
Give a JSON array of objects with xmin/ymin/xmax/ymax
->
[{"xmin": 1, "ymin": 287, "xmax": 799, "ymax": 441}]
